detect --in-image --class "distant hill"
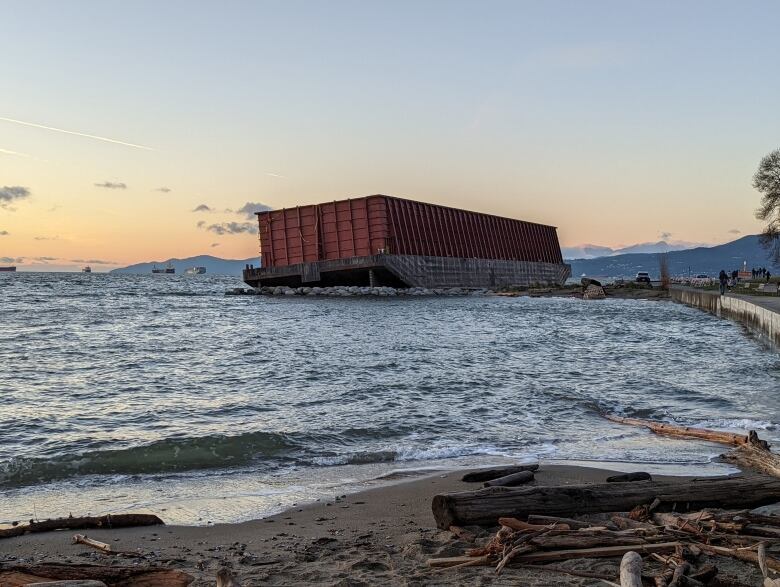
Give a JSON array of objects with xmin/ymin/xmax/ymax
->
[
  {"xmin": 110, "ymin": 255, "xmax": 258, "ymax": 276},
  {"xmin": 567, "ymin": 235, "xmax": 777, "ymax": 279},
  {"xmin": 562, "ymin": 239, "xmax": 708, "ymax": 259}
]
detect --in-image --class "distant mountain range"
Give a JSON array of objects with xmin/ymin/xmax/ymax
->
[
  {"xmin": 561, "ymin": 240, "xmax": 708, "ymax": 259},
  {"xmin": 111, "ymin": 235, "xmax": 775, "ymax": 280},
  {"xmin": 567, "ymin": 235, "xmax": 776, "ymax": 278},
  {"xmin": 110, "ymin": 255, "xmax": 257, "ymax": 276}
]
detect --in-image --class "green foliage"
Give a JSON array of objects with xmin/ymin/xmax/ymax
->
[{"xmin": 754, "ymin": 149, "xmax": 780, "ymax": 261}]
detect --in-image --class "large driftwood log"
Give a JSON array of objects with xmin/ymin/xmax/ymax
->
[
  {"xmin": 432, "ymin": 475, "xmax": 780, "ymax": 529},
  {"xmin": 461, "ymin": 464, "xmax": 539, "ymax": 483},
  {"xmin": 0, "ymin": 564, "xmax": 193, "ymax": 587},
  {"xmin": 0, "ymin": 514, "xmax": 164, "ymax": 539},
  {"xmin": 605, "ymin": 415, "xmax": 780, "ymax": 478},
  {"xmin": 603, "ymin": 415, "xmax": 764, "ymax": 448}
]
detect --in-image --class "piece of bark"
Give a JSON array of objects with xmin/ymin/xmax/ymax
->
[
  {"xmin": 483, "ymin": 470, "xmax": 534, "ymax": 488},
  {"xmin": 0, "ymin": 514, "xmax": 164, "ymax": 539},
  {"xmin": 620, "ymin": 551, "xmax": 643, "ymax": 587},
  {"xmin": 432, "ymin": 475, "xmax": 780, "ymax": 529},
  {"xmin": 448, "ymin": 525, "xmax": 476, "ymax": 543},
  {"xmin": 498, "ymin": 517, "xmax": 570, "ymax": 532},
  {"xmin": 608, "ymin": 472, "xmax": 652, "ymax": 483},
  {"xmin": 510, "ymin": 542, "xmax": 681, "ymax": 563},
  {"xmin": 216, "ymin": 568, "xmax": 241, "ymax": 587},
  {"xmin": 461, "ymin": 464, "xmax": 539, "ymax": 483},
  {"xmin": 0, "ymin": 572, "xmax": 56, "ymax": 586},
  {"xmin": 0, "ymin": 564, "xmax": 193, "ymax": 586}
]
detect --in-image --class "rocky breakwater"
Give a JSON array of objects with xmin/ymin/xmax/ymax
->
[{"xmin": 226, "ymin": 285, "xmax": 492, "ymax": 297}]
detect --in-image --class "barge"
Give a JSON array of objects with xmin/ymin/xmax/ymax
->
[{"xmin": 243, "ymin": 195, "xmax": 570, "ymax": 289}]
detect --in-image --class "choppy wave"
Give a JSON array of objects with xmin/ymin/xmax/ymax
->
[{"xmin": 0, "ymin": 431, "xmax": 298, "ymax": 488}]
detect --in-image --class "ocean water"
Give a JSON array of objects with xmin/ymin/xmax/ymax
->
[{"xmin": 1, "ymin": 272, "xmax": 779, "ymax": 525}]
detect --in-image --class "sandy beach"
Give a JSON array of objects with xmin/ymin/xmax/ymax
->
[{"xmin": 1, "ymin": 463, "xmax": 766, "ymax": 586}]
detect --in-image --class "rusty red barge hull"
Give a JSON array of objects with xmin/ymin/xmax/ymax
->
[{"xmin": 243, "ymin": 195, "xmax": 570, "ymax": 288}]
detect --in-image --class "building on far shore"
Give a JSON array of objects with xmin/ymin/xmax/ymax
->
[{"xmin": 243, "ymin": 195, "xmax": 570, "ymax": 289}]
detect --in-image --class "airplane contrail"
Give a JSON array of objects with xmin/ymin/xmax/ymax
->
[{"xmin": 0, "ymin": 116, "xmax": 155, "ymax": 151}]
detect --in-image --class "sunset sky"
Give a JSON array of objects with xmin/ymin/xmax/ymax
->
[{"xmin": 2, "ymin": 1, "xmax": 779, "ymax": 270}]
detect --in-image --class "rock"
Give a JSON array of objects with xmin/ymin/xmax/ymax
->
[{"xmin": 581, "ymin": 277, "xmax": 603, "ymax": 288}]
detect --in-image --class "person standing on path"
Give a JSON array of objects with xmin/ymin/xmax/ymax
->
[{"xmin": 719, "ymin": 270, "xmax": 728, "ymax": 295}]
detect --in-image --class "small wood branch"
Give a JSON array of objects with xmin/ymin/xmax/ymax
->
[
  {"xmin": 461, "ymin": 464, "xmax": 539, "ymax": 483},
  {"xmin": 483, "ymin": 470, "xmax": 534, "ymax": 488},
  {"xmin": 23, "ymin": 581, "xmax": 107, "ymax": 586},
  {"xmin": 511, "ymin": 541, "xmax": 682, "ymax": 563},
  {"xmin": 498, "ymin": 517, "xmax": 569, "ymax": 532},
  {"xmin": 619, "ymin": 551, "xmax": 643, "ymax": 587},
  {"xmin": 72, "ymin": 535, "xmax": 112, "ymax": 555},
  {"xmin": 527, "ymin": 515, "xmax": 599, "ymax": 529},
  {"xmin": 426, "ymin": 555, "xmax": 491, "ymax": 568},
  {"xmin": 696, "ymin": 543, "xmax": 780, "ymax": 572},
  {"xmin": 0, "ymin": 514, "xmax": 164, "ymax": 539}
]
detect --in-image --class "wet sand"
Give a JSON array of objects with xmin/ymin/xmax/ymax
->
[{"xmin": 5, "ymin": 463, "xmax": 760, "ymax": 586}]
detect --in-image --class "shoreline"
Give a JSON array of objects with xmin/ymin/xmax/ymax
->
[{"xmin": 1, "ymin": 461, "xmax": 748, "ymax": 586}]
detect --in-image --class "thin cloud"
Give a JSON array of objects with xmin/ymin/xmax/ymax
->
[
  {"xmin": 197, "ymin": 220, "xmax": 206, "ymax": 228},
  {"xmin": 728, "ymin": 229, "xmax": 741, "ymax": 234},
  {"xmin": 0, "ymin": 185, "xmax": 31, "ymax": 209},
  {"xmin": 0, "ymin": 147, "xmax": 31, "ymax": 158},
  {"xmin": 0, "ymin": 256, "xmax": 22, "ymax": 263},
  {"xmin": 236, "ymin": 201, "xmax": 272, "ymax": 219},
  {"xmin": 202, "ymin": 221, "xmax": 255, "ymax": 235},
  {"xmin": 0, "ymin": 116, "xmax": 155, "ymax": 150},
  {"xmin": 211, "ymin": 242, "xmax": 220, "ymax": 247},
  {"xmin": 266, "ymin": 172, "xmax": 286, "ymax": 179},
  {"xmin": 95, "ymin": 181, "xmax": 127, "ymax": 189},
  {"xmin": 34, "ymin": 236, "xmax": 61, "ymax": 241},
  {"xmin": 33, "ymin": 256, "xmax": 58, "ymax": 262},
  {"xmin": 156, "ymin": 187, "xmax": 172, "ymax": 193},
  {"xmin": 0, "ymin": 230, "xmax": 8, "ymax": 236},
  {"xmin": 193, "ymin": 204, "xmax": 212, "ymax": 212},
  {"xmin": 70, "ymin": 258, "xmax": 117, "ymax": 265},
  {"xmin": 660, "ymin": 231, "xmax": 672, "ymax": 240}
]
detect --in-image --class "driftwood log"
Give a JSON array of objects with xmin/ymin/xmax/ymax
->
[
  {"xmin": 607, "ymin": 472, "xmax": 652, "ymax": 483},
  {"xmin": 432, "ymin": 475, "xmax": 780, "ymax": 528},
  {"xmin": 461, "ymin": 464, "xmax": 538, "ymax": 483},
  {"xmin": 0, "ymin": 564, "xmax": 192, "ymax": 586},
  {"xmin": 605, "ymin": 414, "xmax": 780, "ymax": 478},
  {"xmin": 0, "ymin": 514, "xmax": 163, "ymax": 539},
  {"xmin": 483, "ymin": 470, "xmax": 534, "ymax": 488}
]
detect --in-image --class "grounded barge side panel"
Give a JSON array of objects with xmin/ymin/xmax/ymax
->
[{"xmin": 248, "ymin": 194, "xmax": 570, "ymax": 288}]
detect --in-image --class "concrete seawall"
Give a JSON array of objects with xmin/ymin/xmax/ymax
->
[{"xmin": 670, "ymin": 286, "xmax": 780, "ymax": 347}]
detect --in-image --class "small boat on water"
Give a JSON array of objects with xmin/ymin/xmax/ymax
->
[
  {"xmin": 0, "ymin": 266, "xmax": 16, "ymax": 272},
  {"xmin": 184, "ymin": 266, "xmax": 206, "ymax": 275},
  {"xmin": 152, "ymin": 262, "xmax": 175, "ymax": 274},
  {"xmin": 82, "ymin": 266, "xmax": 92, "ymax": 273}
]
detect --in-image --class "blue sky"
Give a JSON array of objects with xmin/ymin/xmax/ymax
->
[{"xmin": 1, "ymin": 1, "xmax": 778, "ymax": 268}]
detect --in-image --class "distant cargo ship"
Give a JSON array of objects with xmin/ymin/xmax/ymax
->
[
  {"xmin": 82, "ymin": 266, "xmax": 92, "ymax": 273},
  {"xmin": 0, "ymin": 266, "xmax": 16, "ymax": 272},
  {"xmin": 184, "ymin": 266, "xmax": 206, "ymax": 275},
  {"xmin": 152, "ymin": 262, "xmax": 175, "ymax": 274}
]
